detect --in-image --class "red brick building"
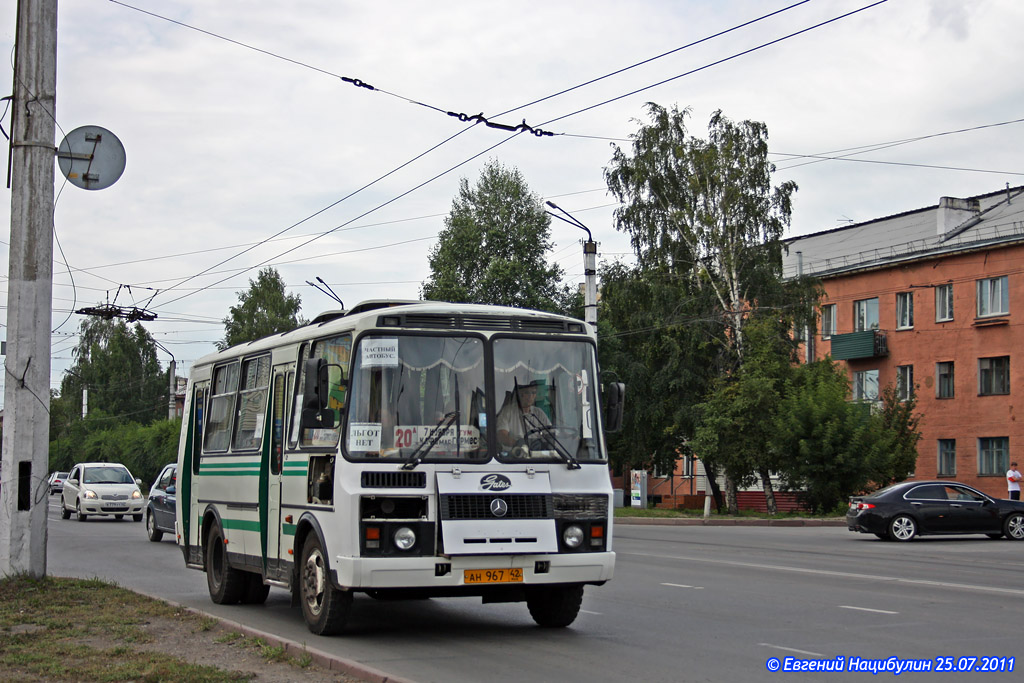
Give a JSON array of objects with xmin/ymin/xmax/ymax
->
[{"xmin": 785, "ymin": 186, "xmax": 1024, "ymax": 498}]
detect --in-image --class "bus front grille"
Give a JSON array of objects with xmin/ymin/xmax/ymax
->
[
  {"xmin": 362, "ymin": 471, "xmax": 427, "ymax": 489},
  {"xmin": 440, "ymin": 494, "xmax": 553, "ymax": 520}
]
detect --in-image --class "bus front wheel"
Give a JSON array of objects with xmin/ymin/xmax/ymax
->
[
  {"xmin": 526, "ymin": 584, "xmax": 584, "ymax": 628},
  {"xmin": 206, "ymin": 523, "xmax": 244, "ymax": 604},
  {"xmin": 299, "ymin": 534, "xmax": 351, "ymax": 635}
]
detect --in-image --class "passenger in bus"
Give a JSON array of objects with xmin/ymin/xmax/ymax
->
[{"xmin": 496, "ymin": 381, "xmax": 550, "ymax": 451}]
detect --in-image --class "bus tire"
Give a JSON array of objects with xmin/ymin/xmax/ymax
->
[
  {"xmin": 206, "ymin": 523, "xmax": 244, "ymax": 605},
  {"xmin": 242, "ymin": 572, "xmax": 271, "ymax": 605},
  {"xmin": 299, "ymin": 534, "xmax": 351, "ymax": 635},
  {"xmin": 526, "ymin": 584, "xmax": 584, "ymax": 628}
]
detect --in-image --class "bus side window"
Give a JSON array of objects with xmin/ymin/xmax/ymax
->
[{"xmin": 204, "ymin": 362, "xmax": 238, "ymax": 452}]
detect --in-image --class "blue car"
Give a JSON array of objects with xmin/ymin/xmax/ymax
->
[{"xmin": 146, "ymin": 463, "xmax": 177, "ymax": 542}]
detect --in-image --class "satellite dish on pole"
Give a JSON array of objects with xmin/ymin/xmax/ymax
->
[{"xmin": 57, "ymin": 125, "xmax": 126, "ymax": 190}]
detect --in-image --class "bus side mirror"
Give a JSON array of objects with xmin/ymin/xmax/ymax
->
[
  {"xmin": 603, "ymin": 382, "xmax": 625, "ymax": 433},
  {"xmin": 301, "ymin": 358, "xmax": 344, "ymax": 430}
]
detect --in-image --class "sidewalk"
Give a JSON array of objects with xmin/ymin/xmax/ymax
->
[{"xmin": 615, "ymin": 515, "xmax": 847, "ymax": 527}]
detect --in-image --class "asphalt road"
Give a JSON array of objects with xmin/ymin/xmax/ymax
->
[{"xmin": 44, "ymin": 498, "xmax": 1024, "ymax": 682}]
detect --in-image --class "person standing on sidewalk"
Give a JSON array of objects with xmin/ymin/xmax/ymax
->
[{"xmin": 1007, "ymin": 461, "xmax": 1022, "ymax": 500}]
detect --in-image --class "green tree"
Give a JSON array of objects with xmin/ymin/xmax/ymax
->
[
  {"xmin": 422, "ymin": 159, "xmax": 570, "ymax": 312},
  {"xmin": 50, "ymin": 316, "xmax": 167, "ymax": 433},
  {"xmin": 771, "ymin": 360, "xmax": 920, "ymax": 514},
  {"xmin": 603, "ymin": 103, "xmax": 818, "ymax": 511},
  {"xmin": 219, "ymin": 267, "xmax": 303, "ymax": 350},
  {"xmin": 691, "ymin": 316, "xmax": 797, "ymax": 514}
]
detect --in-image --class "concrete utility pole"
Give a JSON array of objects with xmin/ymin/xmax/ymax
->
[
  {"xmin": 1, "ymin": 0, "xmax": 58, "ymax": 578},
  {"xmin": 545, "ymin": 201, "xmax": 598, "ymax": 328}
]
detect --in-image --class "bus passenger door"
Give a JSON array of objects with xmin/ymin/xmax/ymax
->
[{"xmin": 262, "ymin": 368, "xmax": 289, "ymax": 580}]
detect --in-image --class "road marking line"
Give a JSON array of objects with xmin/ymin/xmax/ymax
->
[
  {"xmin": 661, "ymin": 582, "xmax": 704, "ymax": 589},
  {"xmin": 623, "ymin": 550, "xmax": 1015, "ymax": 596},
  {"xmin": 580, "ymin": 609, "xmax": 602, "ymax": 615},
  {"xmin": 839, "ymin": 605, "xmax": 898, "ymax": 614},
  {"xmin": 760, "ymin": 643, "xmax": 826, "ymax": 657}
]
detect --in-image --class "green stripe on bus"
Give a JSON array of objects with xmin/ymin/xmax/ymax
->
[
  {"xmin": 282, "ymin": 523, "xmax": 297, "ymax": 536},
  {"xmin": 221, "ymin": 519, "xmax": 261, "ymax": 532},
  {"xmin": 282, "ymin": 471, "xmax": 307, "ymax": 476},
  {"xmin": 200, "ymin": 461, "xmax": 261, "ymax": 469}
]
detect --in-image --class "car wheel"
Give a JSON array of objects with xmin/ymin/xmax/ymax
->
[
  {"xmin": 887, "ymin": 515, "xmax": 917, "ymax": 542},
  {"xmin": 76, "ymin": 501, "xmax": 88, "ymax": 522},
  {"xmin": 146, "ymin": 510, "xmax": 164, "ymax": 542},
  {"xmin": 60, "ymin": 501, "xmax": 71, "ymax": 520},
  {"xmin": 873, "ymin": 532, "xmax": 888, "ymax": 540},
  {"xmin": 299, "ymin": 534, "xmax": 351, "ymax": 635},
  {"xmin": 242, "ymin": 572, "xmax": 270, "ymax": 605},
  {"xmin": 986, "ymin": 533, "xmax": 1004, "ymax": 540},
  {"xmin": 114, "ymin": 514, "xmax": 124, "ymax": 520},
  {"xmin": 205, "ymin": 523, "xmax": 244, "ymax": 604},
  {"xmin": 526, "ymin": 584, "xmax": 585, "ymax": 628},
  {"xmin": 1003, "ymin": 513, "xmax": 1024, "ymax": 540},
  {"xmin": 133, "ymin": 513, "xmax": 143, "ymax": 523}
]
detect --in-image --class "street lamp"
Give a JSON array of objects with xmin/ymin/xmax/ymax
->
[{"xmin": 545, "ymin": 201, "xmax": 598, "ymax": 328}]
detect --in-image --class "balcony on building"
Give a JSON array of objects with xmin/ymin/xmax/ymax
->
[{"xmin": 829, "ymin": 330, "xmax": 888, "ymax": 360}]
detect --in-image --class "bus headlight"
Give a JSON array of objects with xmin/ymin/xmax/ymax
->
[
  {"xmin": 563, "ymin": 525, "xmax": 584, "ymax": 549},
  {"xmin": 394, "ymin": 527, "xmax": 417, "ymax": 551}
]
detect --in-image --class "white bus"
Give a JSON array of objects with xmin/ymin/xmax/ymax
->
[{"xmin": 176, "ymin": 300, "xmax": 623, "ymax": 635}]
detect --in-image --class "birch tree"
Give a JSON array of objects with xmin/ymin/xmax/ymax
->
[{"xmin": 605, "ymin": 104, "xmax": 812, "ymax": 513}]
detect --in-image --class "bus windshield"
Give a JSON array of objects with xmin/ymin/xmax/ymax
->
[
  {"xmin": 494, "ymin": 338, "xmax": 602, "ymax": 463},
  {"xmin": 345, "ymin": 335, "xmax": 487, "ymax": 462}
]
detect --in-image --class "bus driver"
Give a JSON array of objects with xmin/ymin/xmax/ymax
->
[{"xmin": 497, "ymin": 380, "xmax": 551, "ymax": 451}]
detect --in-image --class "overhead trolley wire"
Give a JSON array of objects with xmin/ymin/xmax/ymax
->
[{"xmin": 117, "ymin": 0, "xmax": 882, "ymax": 310}]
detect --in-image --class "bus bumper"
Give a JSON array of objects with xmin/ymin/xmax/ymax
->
[{"xmin": 333, "ymin": 551, "xmax": 615, "ymax": 590}]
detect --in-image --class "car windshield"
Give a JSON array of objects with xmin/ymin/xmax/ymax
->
[{"xmin": 83, "ymin": 466, "xmax": 134, "ymax": 484}]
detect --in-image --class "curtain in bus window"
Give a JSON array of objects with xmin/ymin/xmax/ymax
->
[
  {"xmin": 300, "ymin": 335, "xmax": 351, "ymax": 448},
  {"xmin": 204, "ymin": 363, "xmax": 239, "ymax": 452},
  {"xmin": 493, "ymin": 339, "xmax": 602, "ymax": 462},
  {"xmin": 232, "ymin": 356, "xmax": 271, "ymax": 451},
  {"xmin": 346, "ymin": 336, "xmax": 486, "ymax": 461}
]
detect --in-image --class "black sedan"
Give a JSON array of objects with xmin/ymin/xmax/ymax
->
[{"xmin": 847, "ymin": 480, "xmax": 1024, "ymax": 542}]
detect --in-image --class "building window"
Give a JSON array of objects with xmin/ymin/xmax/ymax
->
[
  {"xmin": 821, "ymin": 304, "xmax": 836, "ymax": 340},
  {"xmin": 976, "ymin": 275, "xmax": 1009, "ymax": 317},
  {"xmin": 854, "ymin": 298, "xmax": 879, "ymax": 331},
  {"xmin": 936, "ymin": 361, "xmax": 954, "ymax": 399},
  {"xmin": 853, "ymin": 369, "xmax": 879, "ymax": 401},
  {"xmin": 896, "ymin": 292, "xmax": 914, "ymax": 329},
  {"xmin": 935, "ymin": 283, "xmax": 953, "ymax": 322},
  {"xmin": 979, "ymin": 356, "xmax": 1010, "ymax": 396},
  {"xmin": 978, "ymin": 437, "xmax": 1009, "ymax": 475},
  {"xmin": 896, "ymin": 365, "xmax": 914, "ymax": 401},
  {"xmin": 937, "ymin": 439, "xmax": 956, "ymax": 476}
]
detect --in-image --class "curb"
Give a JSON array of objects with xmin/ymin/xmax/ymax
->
[
  {"xmin": 131, "ymin": 588, "xmax": 416, "ymax": 683},
  {"xmin": 614, "ymin": 516, "xmax": 846, "ymax": 527}
]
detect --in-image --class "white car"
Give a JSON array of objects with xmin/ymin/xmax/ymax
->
[{"xmin": 60, "ymin": 462, "xmax": 145, "ymax": 522}]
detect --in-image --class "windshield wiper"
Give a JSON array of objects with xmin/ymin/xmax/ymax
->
[
  {"xmin": 521, "ymin": 413, "xmax": 581, "ymax": 470},
  {"xmin": 401, "ymin": 411, "xmax": 459, "ymax": 470}
]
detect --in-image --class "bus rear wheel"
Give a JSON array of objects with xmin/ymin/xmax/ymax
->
[
  {"xmin": 526, "ymin": 584, "xmax": 584, "ymax": 628},
  {"xmin": 206, "ymin": 523, "xmax": 244, "ymax": 604},
  {"xmin": 299, "ymin": 534, "xmax": 351, "ymax": 635}
]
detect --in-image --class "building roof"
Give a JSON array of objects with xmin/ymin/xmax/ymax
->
[{"xmin": 783, "ymin": 185, "xmax": 1024, "ymax": 278}]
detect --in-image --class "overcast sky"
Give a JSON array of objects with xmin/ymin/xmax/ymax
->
[{"xmin": 2, "ymin": 0, "xmax": 1023, "ymax": 402}]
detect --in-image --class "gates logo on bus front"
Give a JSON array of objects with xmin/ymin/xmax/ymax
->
[{"xmin": 479, "ymin": 474, "xmax": 512, "ymax": 491}]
